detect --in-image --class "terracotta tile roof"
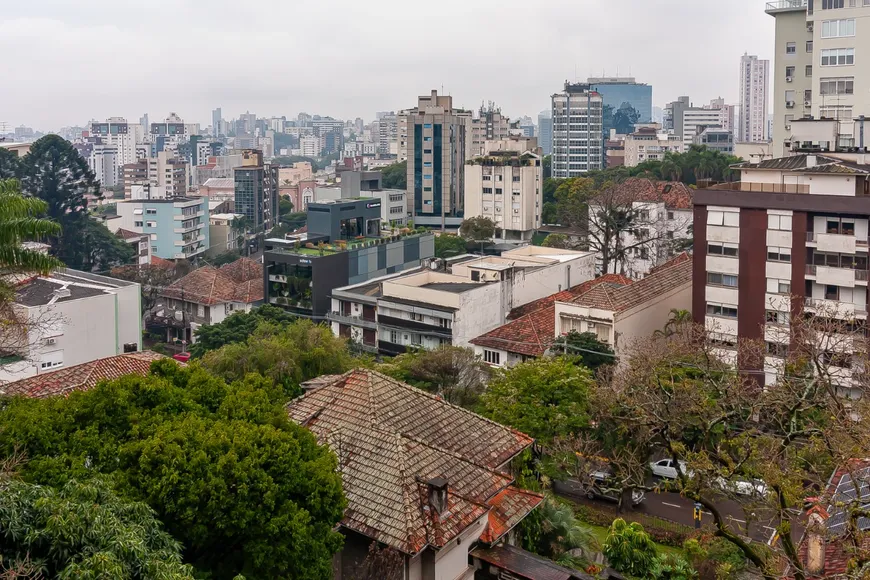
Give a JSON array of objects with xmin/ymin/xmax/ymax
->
[
  {"xmin": 567, "ymin": 253, "xmax": 692, "ymax": 313},
  {"xmin": 0, "ymin": 351, "xmax": 168, "ymax": 398},
  {"xmin": 472, "ymin": 275, "xmax": 632, "ymax": 357},
  {"xmin": 479, "ymin": 487, "xmax": 546, "ymax": 544},
  {"xmin": 471, "ymin": 544, "xmax": 596, "ymax": 580},
  {"xmin": 116, "ymin": 228, "xmax": 145, "ymax": 241},
  {"xmin": 161, "ymin": 259, "xmax": 264, "ymax": 306},
  {"xmin": 286, "ymin": 369, "xmax": 542, "ymax": 554},
  {"xmin": 797, "ymin": 459, "xmax": 870, "ymax": 577},
  {"xmin": 595, "ymin": 178, "xmax": 694, "ymax": 210},
  {"xmin": 150, "ymin": 256, "xmax": 175, "ymax": 269}
]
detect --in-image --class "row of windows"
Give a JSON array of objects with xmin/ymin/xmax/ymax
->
[
  {"xmin": 707, "ymin": 272, "xmax": 738, "ymax": 287},
  {"xmin": 708, "ymin": 242, "xmax": 738, "ymax": 256},
  {"xmin": 820, "ymin": 48, "xmax": 854, "ymax": 67},
  {"xmin": 707, "ymin": 303, "xmax": 738, "ymax": 318}
]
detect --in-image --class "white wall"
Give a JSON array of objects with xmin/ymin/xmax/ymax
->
[
  {"xmin": 453, "ymin": 284, "xmax": 505, "ymax": 348},
  {"xmin": 616, "ymin": 281, "xmax": 692, "ymax": 354},
  {"xmin": 431, "ymin": 513, "xmax": 487, "ymax": 580},
  {"xmin": 510, "ymin": 254, "xmax": 595, "ymax": 308}
]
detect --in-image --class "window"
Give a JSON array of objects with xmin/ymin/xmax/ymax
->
[
  {"xmin": 707, "ymin": 210, "xmax": 739, "ymax": 227},
  {"xmin": 197, "ymin": 304, "xmax": 205, "ymax": 317},
  {"xmin": 423, "ymin": 136, "xmax": 432, "ymax": 142},
  {"xmin": 423, "ymin": 123, "xmax": 432, "ymax": 129},
  {"xmin": 768, "ymin": 247, "xmax": 792, "ymax": 262},
  {"xmin": 145, "ymin": 208, "xmax": 157, "ymax": 215},
  {"xmin": 766, "ymin": 310, "xmax": 789, "ymax": 325},
  {"xmin": 821, "ymin": 48, "xmax": 855, "ymax": 66},
  {"xmin": 785, "ymin": 89, "xmax": 796, "ymax": 103},
  {"xmin": 134, "ymin": 221, "xmax": 144, "ymax": 227},
  {"xmin": 423, "ymin": 161, "xmax": 432, "ymax": 167},
  {"xmin": 706, "ymin": 303, "xmax": 738, "ymax": 318},
  {"xmin": 822, "ymin": 0, "xmax": 845, "ymax": 8},
  {"xmin": 667, "ymin": 211, "xmax": 675, "ymax": 220},
  {"xmin": 639, "ymin": 210, "xmax": 650, "ymax": 221},
  {"xmin": 411, "ymin": 313, "xmax": 423, "ymax": 322},
  {"xmin": 766, "ymin": 342, "xmax": 789, "ymax": 358},
  {"xmin": 820, "ymin": 106, "xmax": 854, "ymax": 120},
  {"xmin": 484, "ymin": 350, "xmax": 501, "ymax": 365},
  {"xmin": 707, "ymin": 242, "xmax": 738, "ymax": 257},
  {"xmin": 807, "ymin": 40, "xmax": 814, "ymax": 52},
  {"xmin": 805, "ymin": 89, "xmax": 813, "ymax": 102},
  {"xmin": 146, "ymin": 221, "xmax": 156, "ymax": 228},
  {"xmin": 471, "ymin": 270, "xmax": 480, "ymax": 282},
  {"xmin": 483, "ymin": 175, "xmax": 492, "ymax": 181},
  {"xmin": 826, "ymin": 218, "xmax": 855, "ymax": 235},
  {"xmin": 825, "ymin": 285, "xmax": 840, "ymax": 300},
  {"xmin": 423, "ymin": 187, "xmax": 432, "ymax": 192},
  {"xmin": 707, "ymin": 272, "xmax": 738, "ymax": 287},
  {"xmin": 512, "ymin": 176, "xmax": 521, "ymax": 182},
  {"xmin": 768, "ymin": 214, "xmax": 792, "ymax": 231},
  {"xmin": 389, "ymin": 331, "xmax": 399, "ymax": 344},
  {"xmin": 640, "ymin": 248, "xmax": 649, "ymax": 260},
  {"xmin": 439, "ymin": 318, "xmax": 451, "ymax": 329},
  {"xmin": 786, "ymin": 66, "xmax": 795, "ymax": 78},
  {"xmin": 423, "ymin": 175, "xmax": 432, "ymax": 180},
  {"xmin": 820, "ymin": 77, "xmax": 854, "ymax": 95},
  {"xmin": 495, "ymin": 188, "xmax": 503, "ymax": 195},
  {"xmin": 410, "ymin": 334, "xmax": 422, "ymax": 346},
  {"xmin": 495, "ymin": 175, "xmax": 503, "ymax": 182},
  {"xmin": 821, "ymin": 18, "xmax": 855, "ymax": 37},
  {"xmin": 806, "ymin": 65, "xmax": 813, "ymax": 77},
  {"xmin": 786, "ymin": 42, "xmax": 796, "ymax": 54}
]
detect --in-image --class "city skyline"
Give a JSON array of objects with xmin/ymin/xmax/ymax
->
[{"xmin": 1, "ymin": 0, "xmax": 774, "ymax": 130}]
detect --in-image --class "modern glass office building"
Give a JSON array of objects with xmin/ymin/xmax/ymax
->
[{"xmin": 588, "ymin": 77, "xmax": 653, "ymax": 124}]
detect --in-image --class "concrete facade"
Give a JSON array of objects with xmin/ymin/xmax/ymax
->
[
  {"xmin": 738, "ymin": 53, "xmax": 771, "ymax": 143},
  {"xmin": 551, "ymin": 83, "xmax": 604, "ymax": 177},
  {"xmin": 116, "ymin": 197, "xmax": 209, "ymax": 260}
]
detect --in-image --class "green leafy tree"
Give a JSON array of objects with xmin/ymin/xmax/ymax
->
[
  {"xmin": 190, "ymin": 305, "xmax": 299, "ymax": 358},
  {"xmin": 602, "ymin": 519, "xmax": 658, "ymax": 577},
  {"xmin": 0, "ymin": 475, "xmax": 194, "ymax": 579},
  {"xmin": 380, "ymin": 160, "xmax": 407, "ymax": 189},
  {"xmin": 279, "ymin": 197, "xmax": 294, "ymax": 216},
  {"xmin": 541, "ymin": 233, "xmax": 571, "ymax": 249},
  {"xmin": 650, "ymin": 554, "xmax": 698, "ymax": 580},
  {"xmin": 0, "ymin": 179, "xmax": 62, "ymax": 278},
  {"xmin": 459, "ymin": 216, "xmax": 496, "ymax": 240},
  {"xmin": 551, "ymin": 331, "xmax": 615, "ymax": 370},
  {"xmin": 541, "ymin": 201, "xmax": 559, "ymax": 225},
  {"xmin": 434, "ymin": 233, "xmax": 468, "ymax": 258},
  {"xmin": 654, "ymin": 309, "xmax": 693, "ymax": 338},
  {"xmin": 201, "ymin": 319, "xmax": 355, "ymax": 397},
  {"xmin": 376, "ymin": 346, "xmax": 491, "ymax": 408},
  {"xmin": 211, "ymin": 250, "xmax": 243, "ymax": 267},
  {"xmin": 553, "ymin": 177, "xmax": 597, "ymax": 229},
  {"xmin": 0, "ymin": 147, "xmax": 20, "ymax": 179},
  {"xmin": 520, "ymin": 496, "xmax": 598, "ymax": 568},
  {"xmin": 542, "ymin": 155, "xmax": 552, "ymax": 179},
  {"xmin": 70, "ymin": 218, "xmax": 136, "ymax": 271},
  {"xmin": 0, "ymin": 360, "xmax": 347, "ymax": 579},
  {"xmin": 112, "ymin": 261, "xmax": 185, "ymax": 315},
  {"xmin": 480, "ymin": 357, "xmax": 593, "ymax": 443}
]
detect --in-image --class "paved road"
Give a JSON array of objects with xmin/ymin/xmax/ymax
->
[{"xmin": 554, "ymin": 479, "xmax": 800, "ymax": 545}]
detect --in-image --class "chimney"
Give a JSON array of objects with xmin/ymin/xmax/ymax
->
[
  {"xmin": 807, "ymin": 155, "xmax": 817, "ymax": 168},
  {"xmin": 805, "ymin": 506, "xmax": 829, "ymax": 575},
  {"xmin": 427, "ymin": 477, "xmax": 449, "ymax": 515}
]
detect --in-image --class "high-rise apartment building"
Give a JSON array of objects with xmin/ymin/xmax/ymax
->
[
  {"xmin": 683, "ymin": 107, "xmax": 726, "ymax": 149},
  {"xmin": 467, "ymin": 104, "xmax": 512, "ymax": 158},
  {"xmin": 212, "ymin": 108, "xmax": 223, "ymax": 137},
  {"xmin": 738, "ymin": 54, "xmax": 770, "ymax": 143},
  {"xmin": 404, "ymin": 90, "xmax": 471, "ymax": 228},
  {"xmin": 89, "ymin": 144, "xmax": 119, "ymax": 189},
  {"xmin": 122, "ymin": 151, "xmax": 188, "ymax": 199},
  {"xmin": 464, "ymin": 137, "xmax": 542, "ymax": 242},
  {"xmin": 376, "ymin": 113, "xmax": 399, "ymax": 155},
  {"xmin": 538, "ymin": 110, "xmax": 553, "ymax": 157},
  {"xmin": 664, "ymin": 96, "xmax": 691, "ymax": 137},
  {"xmin": 693, "ymin": 153, "xmax": 870, "ymax": 388},
  {"xmin": 708, "ymin": 97, "xmax": 736, "ymax": 134},
  {"xmin": 767, "ymin": 0, "xmax": 870, "ymax": 156},
  {"xmin": 551, "ymin": 83, "xmax": 604, "ymax": 178},
  {"xmin": 89, "ymin": 118, "xmax": 143, "ymax": 167},
  {"xmin": 233, "ymin": 150, "xmax": 278, "ymax": 231}
]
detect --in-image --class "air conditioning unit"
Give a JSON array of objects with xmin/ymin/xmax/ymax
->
[
  {"xmin": 804, "ymin": 100, "xmax": 812, "ymax": 107},
  {"xmin": 786, "ymin": 76, "xmax": 793, "ymax": 83},
  {"xmin": 45, "ymin": 338, "xmax": 56, "ymax": 346},
  {"xmin": 785, "ymin": 124, "xmax": 792, "ymax": 131},
  {"xmin": 586, "ymin": 322, "xmax": 596, "ymax": 330},
  {"xmin": 786, "ymin": 101, "xmax": 796, "ymax": 109}
]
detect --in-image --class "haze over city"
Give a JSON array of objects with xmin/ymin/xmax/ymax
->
[{"xmin": 1, "ymin": 0, "xmax": 774, "ymax": 128}]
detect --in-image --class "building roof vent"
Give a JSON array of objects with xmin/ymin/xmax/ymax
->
[{"xmin": 427, "ymin": 477, "xmax": 449, "ymax": 516}]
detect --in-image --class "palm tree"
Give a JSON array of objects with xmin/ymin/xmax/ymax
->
[
  {"xmin": 659, "ymin": 154, "xmax": 681, "ymax": 182},
  {"xmin": 654, "ymin": 308, "xmax": 692, "ymax": 338},
  {"xmin": 0, "ymin": 179, "xmax": 63, "ymax": 280},
  {"xmin": 522, "ymin": 496, "xmax": 599, "ymax": 567}
]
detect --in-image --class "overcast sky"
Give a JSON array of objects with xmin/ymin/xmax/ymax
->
[{"xmin": 1, "ymin": 0, "xmax": 775, "ymax": 131}]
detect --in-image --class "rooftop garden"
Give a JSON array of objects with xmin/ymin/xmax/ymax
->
[
  {"xmin": 274, "ymin": 226, "xmax": 432, "ymax": 256},
  {"xmin": 466, "ymin": 152, "xmax": 539, "ymax": 167}
]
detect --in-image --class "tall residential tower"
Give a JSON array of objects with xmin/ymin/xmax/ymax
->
[
  {"xmin": 738, "ymin": 54, "xmax": 770, "ymax": 143},
  {"xmin": 551, "ymin": 83, "xmax": 604, "ymax": 178}
]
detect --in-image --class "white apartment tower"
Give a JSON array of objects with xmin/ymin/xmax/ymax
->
[
  {"xmin": 89, "ymin": 118, "xmax": 143, "ymax": 167},
  {"xmin": 551, "ymin": 83, "xmax": 604, "ymax": 178},
  {"xmin": 766, "ymin": 0, "xmax": 870, "ymax": 156},
  {"xmin": 738, "ymin": 54, "xmax": 770, "ymax": 143},
  {"xmin": 464, "ymin": 137, "xmax": 542, "ymax": 242},
  {"xmin": 89, "ymin": 144, "xmax": 119, "ymax": 189}
]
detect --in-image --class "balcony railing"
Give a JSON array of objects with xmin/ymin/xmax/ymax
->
[
  {"xmin": 807, "ymin": 232, "xmax": 869, "ymax": 247},
  {"xmin": 708, "ymin": 181, "xmax": 810, "ymax": 194},
  {"xmin": 765, "ymin": 0, "xmax": 807, "ymax": 12},
  {"xmin": 328, "ymin": 311, "xmax": 378, "ymax": 329}
]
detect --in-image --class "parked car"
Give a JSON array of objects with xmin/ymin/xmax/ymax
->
[
  {"xmin": 714, "ymin": 476, "xmax": 768, "ymax": 497},
  {"xmin": 586, "ymin": 470, "xmax": 645, "ymax": 506},
  {"xmin": 649, "ymin": 458, "xmax": 692, "ymax": 480}
]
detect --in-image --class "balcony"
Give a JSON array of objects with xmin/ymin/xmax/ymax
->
[
  {"xmin": 806, "ymin": 232, "xmax": 867, "ymax": 254},
  {"xmin": 765, "ymin": 0, "xmax": 807, "ymax": 13},
  {"xmin": 806, "ymin": 264, "xmax": 868, "ymax": 286},
  {"xmin": 708, "ymin": 181, "xmax": 809, "ymax": 194},
  {"xmin": 805, "ymin": 297, "xmax": 867, "ymax": 318},
  {"xmin": 328, "ymin": 311, "xmax": 378, "ymax": 330}
]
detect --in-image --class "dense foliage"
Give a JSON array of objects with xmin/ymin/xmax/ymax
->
[
  {"xmin": 380, "ymin": 160, "xmax": 407, "ymax": 189},
  {"xmin": 434, "ymin": 233, "xmax": 469, "ymax": 258},
  {"xmin": 480, "ymin": 357, "xmax": 593, "ymax": 443},
  {"xmin": 0, "ymin": 476, "xmax": 194, "ymax": 579},
  {"xmin": 190, "ymin": 305, "xmax": 298, "ymax": 358},
  {"xmin": 0, "ymin": 360, "xmax": 347, "ymax": 579},
  {"xmin": 602, "ymin": 519, "xmax": 658, "ymax": 576},
  {"xmin": 459, "ymin": 216, "xmax": 496, "ymax": 240},
  {"xmin": 550, "ymin": 331, "xmax": 615, "ymax": 370},
  {"xmin": 201, "ymin": 318, "xmax": 355, "ymax": 397}
]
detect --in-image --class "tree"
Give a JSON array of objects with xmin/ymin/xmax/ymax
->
[
  {"xmin": 0, "ymin": 147, "xmax": 20, "ymax": 180},
  {"xmin": 553, "ymin": 177, "xmax": 597, "ymax": 229},
  {"xmin": 434, "ymin": 233, "xmax": 468, "ymax": 258},
  {"xmin": 551, "ymin": 331, "xmax": 615, "ymax": 370},
  {"xmin": 352, "ymin": 542, "xmax": 404, "ymax": 580},
  {"xmin": 0, "ymin": 360, "xmax": 347, "ymax": 579},
  {"xmin": 380, "ymin": 161, "xmax": 407, "ymax": 190},
  {"xmin": 69, "ymin": 218, "xmax": 136, "ymax": 271},
  {"xmin": 0, "ymin": 475, "xmax": 194, "ymax": 579},
  {"xmin": 0, "ymin": 179, "xmax": 63, "ymax": 279},
  {"xmin": 520, "ymin": 496, "xmax": 598, "ymax": 568},
  {"xmin": 459, "ymin": 216, "xmax": 496, "ymax": 240},
  {"xmin": 112, "ymin": 261, "xmax": 185, "ymax": 315},
  {"xmin": 653, "ymin": 308, "xmax": 693, "ymax": 338},
  {"xmin": 541, "ymin": 233, "xmax": 571, "ymax": 249},
  {"xmin": 201, "ymin": 319, "xmax": 355, "ymax": 397},
  {"xmin": 376, "ymin": 346, "xmax": 491, "ymax": 408},
  {"xmin": 542, "ymin": 155, "xmax": 552, "ymax": 179},
  {"xmin": 279, "ymin": 197, "xmax": 294, "ymax": 216},
  {"xmin": 190, "ymin": 305, "xmax": 298, "ymax": 358},
  {"xmin": 602, "ymin": 519, "xmax": 658, "ymax": 577},
  {"xmin": 480, "ymin": 358, "xmax": 593, "ymax": 443}
]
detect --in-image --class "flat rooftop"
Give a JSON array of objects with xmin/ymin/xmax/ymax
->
[{"xmin": 420, "ymin": 282, "xmax": 485, "ymax": 293}]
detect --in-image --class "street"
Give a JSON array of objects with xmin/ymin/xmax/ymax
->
[{"xmin": 554, "ymin": 479, "xmax": 801, "ymax": 546}]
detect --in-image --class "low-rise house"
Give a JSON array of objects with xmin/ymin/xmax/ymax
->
[
  {"xmin": 206, "ymin": 213, "xmax": 244, "ymax": 257},
  {"xmin": 116, "ymin": 228, "xmax": 152, "ymax": 265},
  {"xmin": 471, "ymin": 254, "xmax": 692, "ymax": 366},
  {"xmin": 286, "ymin": 369, "xmax": 544, "ymax": 580},
  {"xmin": 588, "ymin": 178, "xmax": 693, "ymax": 279},
  {"xmin": 0, "ymin": 351, "xmax": 169, "ymax": 398},
  {"xmin": 0, "ymin": 270, "xmax": 142, "ymax": 384},
  {"xmin": 329, "ymin": 246, "xmax": 596, "ymax": 355},
  {"xmin": 149, "ymin": 258, "xmax": 263, "ymax": 343}
]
